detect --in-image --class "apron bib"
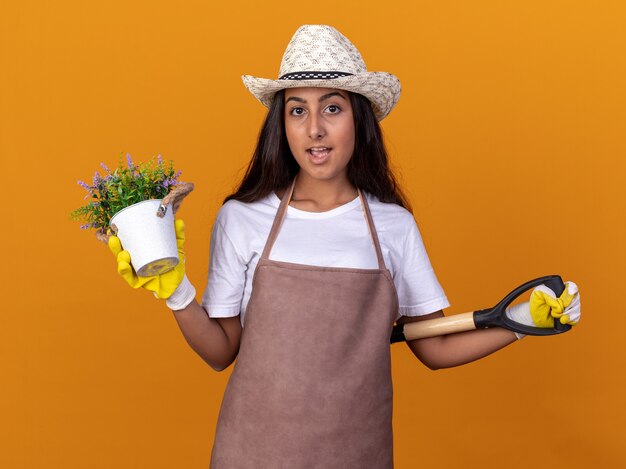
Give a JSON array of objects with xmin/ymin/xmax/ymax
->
[{"xmin": 210, "ymin": 177, "xmax": 399, "ymax": 468}]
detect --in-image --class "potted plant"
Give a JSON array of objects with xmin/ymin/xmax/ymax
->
[{"xmin": 71, "ymin": 153, "xmax": 193, "ymax": 276}]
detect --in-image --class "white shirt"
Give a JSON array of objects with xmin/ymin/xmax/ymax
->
[{"xmin": 201, "ymin": 191, "xmax": 450, "ymax": 327}]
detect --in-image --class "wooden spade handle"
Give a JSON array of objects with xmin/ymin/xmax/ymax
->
[{"xmin": 400, "ymin": 312, "xmax": 476, "ymax": 341}]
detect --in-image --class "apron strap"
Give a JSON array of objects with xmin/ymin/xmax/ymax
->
[
  {"xmin": 261, "ymin": 175, "xmax": 387, "ymax": 270},
  {"xmin": 260, "ymin": 176, "xmax": 297, "ymax": 261},
  {"xmin": 358, "ymin": 189, "xmax": 386, "ymax": 270}
]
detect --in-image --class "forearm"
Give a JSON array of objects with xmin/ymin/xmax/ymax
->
[
  {"xmin": 406, "ymin": 326, "xmax": 518, "ymax": 370},
  {"xmin": 398, "ymin": 309, "xmax": 519, "ymax": 369},
  {"xmin": 170, "ymin": 299, "xmax": 238, "ymax": 371}
]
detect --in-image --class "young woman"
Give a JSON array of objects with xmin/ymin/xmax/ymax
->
[{"xmin": 108, "ymin": 25, "xmax": 581, "ymax": 468}]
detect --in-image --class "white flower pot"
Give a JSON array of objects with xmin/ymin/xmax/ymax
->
[{"xmin": 110, "ymin": 199, "xmax": 179, "ymax": 277}]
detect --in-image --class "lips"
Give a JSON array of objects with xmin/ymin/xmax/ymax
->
[
  {"xmin": 307, "ymin": 147, "xmax": 331, "ymax": 164},
  {"xmin": 307, "ymin": 147, "xmax": 331, "ymax": 155}
]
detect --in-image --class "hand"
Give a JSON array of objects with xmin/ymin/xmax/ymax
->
[
  {"xmin": 505, "ymin": 281, "xmax": 581, "ymax": 337},
  {"xmin": 530, "ymin": 281, "xmax": 581, "ymax": 327},
  {"xmin": 108, "ymin": 219, "xmax": 187, "ymax": 299}
]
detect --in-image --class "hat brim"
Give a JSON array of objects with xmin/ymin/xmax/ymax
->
[{"xmin": 241, "ymin": 72, "xmax": 401, "ymax": 121}]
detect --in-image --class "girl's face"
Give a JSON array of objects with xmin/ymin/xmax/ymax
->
[{"xmin": 284, "ymin": 87, "xmax": 355, "ymax": 186}]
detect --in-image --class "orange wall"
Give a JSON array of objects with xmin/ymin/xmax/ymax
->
[{"xmin": 1, "ymin": 1, "xmax": 624, "ymax": 467}]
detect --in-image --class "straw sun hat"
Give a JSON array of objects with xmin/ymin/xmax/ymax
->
[{"xmin": 242, "ymin": 25, "xmax": 401, "ymax": 121}]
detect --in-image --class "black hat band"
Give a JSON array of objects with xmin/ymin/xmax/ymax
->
[{"xmin": 279, "ymin": 71, "xmax": 354, "ymax": 80}]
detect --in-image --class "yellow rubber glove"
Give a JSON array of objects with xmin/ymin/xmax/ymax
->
[
  {"xmin": 530, "ymin": 281, "xmax": 581, "ymax": 327},
  {"xmin": 108, "ymin": 219, "xmax": 186, "ymax": 299}
]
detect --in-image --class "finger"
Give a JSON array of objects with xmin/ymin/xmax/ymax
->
[
  {"xmin": 117, "ymin": 258, "xmax": 139, "ymax": 287},
  {"xmin": 559, "ymin": 284, "xmax": 577, "ymax": 309},
  {"xmin": 551, "ymin": 309, "xmax": 565, "ymax": 318},
  {"xmin": 534, "ymin": 284, "xmax": 557, "ymax": 298},
  {"xmin": 565, "ymin": 281, "xmax": 579, "ymax": 296},
  {"xmin": 117, "ymin": 251, "xmax": 133, "ymax": 276},
  {"xmin": 174, "ymin": 219, "xmax": 186, "ymax": 250},
  {"xmin": 561, "ymin": 313, "xmax": 580, "ymax": 325},
  {"xmin": 563, "ymin": 301, "xmax": 581, "ymax": 324},
  {"xmin": 117, "ymin": 258, "xmax": 132, "ymax": 276},
  {"xmin": 559, "ymin": 314, "xmax": 578, "ymax": 325},
  {"xmin": 529, "ymin": 297, "xmax": 556, "ymax": 328},
  {"xmin": 175, "ymin": 219, "xmax": 185, "ymax": 239},
  {"xmin": 108, "ymin": 236, "xmax": 123, "ymax": 256},
  {"xmin": 117, "ymin": 250, "xmax": 131, "ymax": 265},
  {"xmin": 559, "ymin": 281, "xmax": 579, "ymax": 310},
  {"xmin": 531, "ymin": 288, "xmax": 567, "ymax": 327},
  {"xmin": 118, "ymin": 260, "xmax": 157, "ymax": 289},
  {"xmin": 564, "ymin": 292, "xmax": 580, "ymax": 311},
  {"xmin": 115, "ymin": 250, "xmax": 141, "ymax": 285},
  {"xmin": 532, "ymin": 289, "xmax": 564, "ymax": 313}
]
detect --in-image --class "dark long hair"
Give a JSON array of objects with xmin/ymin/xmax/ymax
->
[{"xmin": 223, "ymin": 89, "xmax": 412, "ymax": 212}]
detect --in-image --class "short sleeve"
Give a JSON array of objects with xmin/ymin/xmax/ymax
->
[
  {"xmin": 200, "ymin": 220, "xmax": 246, "ymax": 318},
  {"xmin": 395, "ymin": 220, "xmax": 450, "ymax": 317}
]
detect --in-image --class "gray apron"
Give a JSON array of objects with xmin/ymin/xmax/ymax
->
[{"xmin": 210, "ymin": 177, "xmax": 399, "ymax": 468}]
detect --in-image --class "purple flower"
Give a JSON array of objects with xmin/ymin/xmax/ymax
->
[
  {"xmin": 126, "ymin": 153, "xmax": 134, "ymax": 169},
  {"xmin": 173, "ymin": 170, "xmax": 182, "ymax": 179},
  {"xmin": 77, "ymin": 180, "xmax": 93, "ymax": 193},
  {"xmin": 163, "ymin": 178, "xmax": 172, "ymax": 188},
  {"xmin": 93, "ymin": 171, "xmax": 102, "ymax": 186},
  {"xmin": 100, "ymin": 162, "xmax": 111, "ymax": 173},
  {"xmin": 157, "ymin": 154, "xmax": 163, "ymax": 166},
  {"xmin": 80, "ymin": 223, "xmax": 92, "ymax": 230}
]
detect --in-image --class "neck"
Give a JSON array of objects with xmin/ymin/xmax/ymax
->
[{"xmin": 287, "ymin": 172, "xmax": 358, "ymax": 212}]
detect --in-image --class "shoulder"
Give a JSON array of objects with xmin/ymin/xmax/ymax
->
[
  {"xmin": 212, "ymin": 194, "xmax": 279, "ymax": 251},
  {"xmin": 215, "ymin": 193, "xmax": 278, "ymax": 229},
  {"xmin": 363, "ymin": 191, "xmax": 417, "ymax": 239},
  {"xmin": 362, "ymin": 192, "xmax": 429, "ymax": 261}
]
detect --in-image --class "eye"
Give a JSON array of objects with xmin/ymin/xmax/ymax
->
[
  {"xmin": 289, "ymin": 106, "xmax": 306, "ymax": 116},
  {"xmin": 325, "ymin": 104, "xmax": 341, "ymax": 114}
]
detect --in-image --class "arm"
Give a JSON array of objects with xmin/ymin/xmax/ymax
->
[
  {"xmin": 397, "ymin": 310, "xmax": 517, "ymax": 370},
  {"xmin": 169, "ymin": 300, "xmax": 242, "ymax": 372},
  {"xmin": 109, "ymin": 220, "xmax": 243, "ymax": 372}
]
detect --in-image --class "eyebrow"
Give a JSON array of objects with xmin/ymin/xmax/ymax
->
[{"xmin": 285, "ymin": 91, "xmax": 347, "ymax": 105}]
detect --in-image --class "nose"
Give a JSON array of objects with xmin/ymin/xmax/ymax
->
[{"xmin": 307, "ymin": 112, "xmax": 326, "ymax": 140}]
